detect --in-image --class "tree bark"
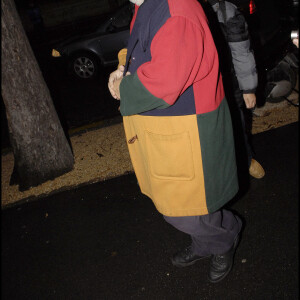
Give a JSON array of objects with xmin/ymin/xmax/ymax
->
[{"xmin": 1, "ymin": 0, "xmax": 74, "ymax": 191}]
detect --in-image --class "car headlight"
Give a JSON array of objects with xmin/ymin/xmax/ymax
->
[
  {"xmin": 291, "ymin": 30, "xmax": 299, "ymax": 48},
  {"xmin": 52, "ymin": 49, "xmax": 61, "ymax": 57}
]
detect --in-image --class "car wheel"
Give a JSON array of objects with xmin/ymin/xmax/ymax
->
[{"xmin": 70, "ymin": 52, "xmax": 99, "ymax": 79}]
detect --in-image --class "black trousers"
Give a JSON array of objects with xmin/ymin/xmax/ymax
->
[{"xmin": 227, "ymin": 72, "xmax": 255, "ymax": 167}]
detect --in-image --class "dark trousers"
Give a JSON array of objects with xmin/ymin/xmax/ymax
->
[
  {"xmin": 164, "ymin": 209, "xmax": 242, "ymax": 256},
  {"xmin": 232, "ymin": 74, "xmax": 254, "ymax": 167},
  {"xmin": 238, "ymin": 105, "xmax": 254, "ymax": 167}
]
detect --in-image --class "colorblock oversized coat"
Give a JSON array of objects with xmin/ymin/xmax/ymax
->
[{"xmin": 119, "ymin": 0, "xmax": 239, "ymax": 217}]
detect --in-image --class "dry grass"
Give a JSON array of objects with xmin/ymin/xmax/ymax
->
[
  {"xmin": 1, "ymin": 123, "xmax": 133, "ymax": 207},
  {"xmin": 252, "ymin": 99, "xmax": 299, "ymax": 134}
]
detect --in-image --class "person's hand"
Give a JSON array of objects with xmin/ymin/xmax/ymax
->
[
  {"xmin": 114, "ymin": 71, "xmax": 131, "ymax": 101},
  {"xmin": 108, "ymin": 65, "xmax": 124, "ymax": 99},
  {"xmin": 113, "ymin": 77, "xmax": 122, "ymax": 100},
  {"xmin": 243, "ymin": 93, "xmax": 256, "ymax": 109}
]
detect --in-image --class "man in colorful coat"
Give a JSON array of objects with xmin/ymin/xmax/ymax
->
[{"xmin": 108, "ymin": 0, "xmax": 242, "ymax": 283}]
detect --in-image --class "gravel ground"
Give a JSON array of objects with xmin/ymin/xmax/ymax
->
[{"xmin": 1, "ymin": 90, "xmax": 298, "ymax": 208}]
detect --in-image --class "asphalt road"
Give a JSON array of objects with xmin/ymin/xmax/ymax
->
[{"xmin": 2, "ymin": 122, "xmax": 298, "ymax": 299}]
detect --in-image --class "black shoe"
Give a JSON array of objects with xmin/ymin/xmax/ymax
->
[
  {"xmin": 208, "ymin": 235, "xmax": 240, "ymax": 283},
  {"xmin": 171, "ymin": 245, "xmax": 211, "ymax": 267}
]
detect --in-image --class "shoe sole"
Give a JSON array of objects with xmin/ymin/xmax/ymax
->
[
  {"xmin": 171, "ymin": 255, "xmax": 211, "ymax": 268},
  {"xmin": 208, "ymin": 235, "xmax": 240, "ymax": 283}
]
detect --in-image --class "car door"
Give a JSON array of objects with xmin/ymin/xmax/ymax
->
[{"xmin": 97, "ymin": 5, "xmax": 132, "ymax": 65}]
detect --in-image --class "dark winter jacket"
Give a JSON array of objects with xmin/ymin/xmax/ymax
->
[{"xmin": 204, "ymin": 0, "xmax": 257, "ymax": 94}]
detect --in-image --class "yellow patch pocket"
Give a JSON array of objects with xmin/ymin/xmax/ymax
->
[{"xmin": 145, "ymin": 130, "xmax": 195, "ymax": 181}]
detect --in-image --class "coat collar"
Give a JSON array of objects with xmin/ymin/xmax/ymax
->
[
  {"xmin": 124, "ymin": 0, "xmax": 157, "ymax": 73},
  {"xmin": 129, "ymin": 0, "xmax": 144, "ymax": 6}
]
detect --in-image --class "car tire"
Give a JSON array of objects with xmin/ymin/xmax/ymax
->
[{"xmin": 69, "ymin": 52, "xmax": 100, "ymax": 80}]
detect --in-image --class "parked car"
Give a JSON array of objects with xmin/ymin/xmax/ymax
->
[
  {"xmin": 239, "ymin": 0, "xmax": 298, "ymax": 70},
  {"xmin": 241, "ymin": 0, "xmax": 299, "ymax": 102},
  {"xmin": 211, "ymin": 0, "xmax": 298, "ymax": 103},
  {"xmin": 52, "ymin": 3, "xmax": 133, "ymax": 79},
  {"xmin": 52, "ymin": 0, "xmax": 298, "ymax": 92}
]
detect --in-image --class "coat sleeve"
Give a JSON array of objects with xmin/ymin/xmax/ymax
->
[
  {"xmin": 224, "ymin": 5, "xmax": 257, "ymax": 93},
  {"xmin": 120, "ymin": 16, "xmax": 205, "ymax": 116}
]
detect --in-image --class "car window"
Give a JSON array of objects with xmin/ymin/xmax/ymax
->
[{"xmin": 111, "ymin": 5, "xmax": 132, "ymax": 31}]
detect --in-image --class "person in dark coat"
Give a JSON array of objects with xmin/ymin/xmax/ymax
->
[{"xmin": 200, "ymin": 0, "xmax": 265, "ymax": 180}]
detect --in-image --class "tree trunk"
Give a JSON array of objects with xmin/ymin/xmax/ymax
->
[{"xmin": 1, "ymin": 0, "xmax": 74, "ymax": 191}]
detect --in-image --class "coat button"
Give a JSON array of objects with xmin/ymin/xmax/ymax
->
[{"xmin": 128, "ymin": 135, "xmax": 138, "ymax": 144}]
